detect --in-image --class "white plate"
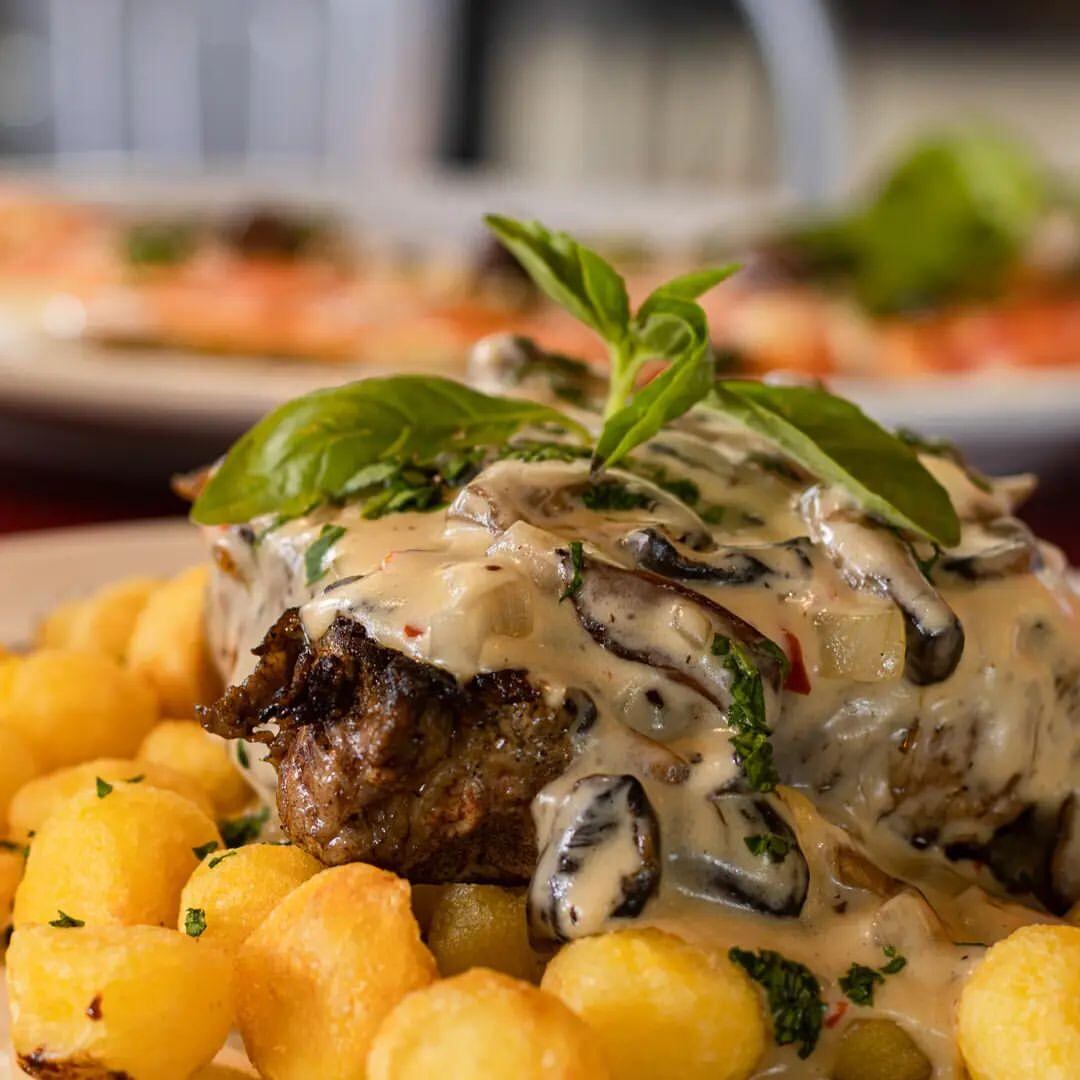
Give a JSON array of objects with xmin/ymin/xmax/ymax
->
[{"xmin": 0, "ymin": 518, "xmax": 202, "ymax": 648}]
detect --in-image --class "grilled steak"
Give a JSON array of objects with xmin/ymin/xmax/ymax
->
[{"xmin": 202, "ymin": 609, "xmax": 574, "ymax": 880}]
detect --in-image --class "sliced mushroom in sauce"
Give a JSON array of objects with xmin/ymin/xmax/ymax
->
[{"xmin": 528, "ymin": 773, "xmax": 661, "ymax": 944}]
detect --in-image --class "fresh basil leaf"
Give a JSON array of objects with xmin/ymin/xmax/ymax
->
[
  {"xmin": 192, "ymin": 375, "xmax": 587, "ymax": 525},
  {"xmin": 638, "ymin": 263, "xmax": 738, "ymax": 305},
  {"xmin": 594, "ymin": 343, "xmax": 714, "ymax": 468},
  {"xmin": 707, "ymin": 381, "xmax": 960, "ymax": 547},
  {"xmin": 305, "ymin": 524, "xmax": 347, "ymax": 586},
  {"xmin": 484, "ymin": 215, "xmax": 629, "ymax": 343}
]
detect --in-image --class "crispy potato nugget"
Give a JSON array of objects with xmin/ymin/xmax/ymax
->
[
  {"xmin": 127, "ymin": 566, "xmax": 220, "ymax": 717},
  {"xmin": 0, "ymin": 649, "xmax": 158, "ymax": 770},
  {"xmin": 7, "ymin": 923, "xmax": 233, "ymax": 1080},
  {"xmin": 368, "ymin": 968, "xmax": 610, "ymax": 1080},
  {"xmin": 7, "ymin": 756, "xmax": 213, "ymax": 841},
  {"xmin": 0, "ymin": 725, "xmax": 39, "ymax": 832},
  {"xmin": 14, "ymin": 785, "xmax": 220, "ymax": 929},
  {"xmin": 957, "ymin": 923, "xmax": 1080, "ymax": 1080},
  {"xmin": 427, "ymin": 884, "xmax": 543, "ymax": 982},
  {"xmin": 179, "ymin": 842, "xmax": 322, "ymax": 954},
  {"xmin": 542, "ymin": 928, "xmax": 766, "ymax": 1080},
  {"xmin": 237, "ymin": 863, "xmax": 436, "ymax": 1080},
  {"xmin": 139, "ymin": 720, "xmax": 253, "ymax": 816},
  {"xmin": 0, "ymin": 846, "xmax": 24, "ymax": 946},
  {"xmin": 831, "ymin": 1019, "xmax": 932, "ymax": 1080},
  {"xmin": 37, "ymin": 576, "xmax": 159, "ymax": 661}
]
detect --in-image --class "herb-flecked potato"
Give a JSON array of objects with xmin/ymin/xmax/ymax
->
[
  {"xmin": 6, "ymin": 923, "xmax": 234, "ymax": 1080},
  {"xmin": 236, "ymin": 862, "xmax": 436, "ymax": 1080},
  {"xmin": 126, "ymin": 565, "xmax": 221, "ymax": 717},
  {"xmin": 14, "ymin": 785, "xmax": 220, "ymax": 929},
  {"xmin": 178, "ymin": 842, "xmax": 322, "ymax": 955},
  {"xmin": 37, "ymin": 576, "xmax": 159, "ymax": 661},
  {"xmin": 7, "ymin": 756, "xmax": 213, "ymax": 841},
  {"xmin": 367, "ymin": 967, "xmax": 611, "ymax": 1080},
  {"xmin": 139, "ymin": 719, "xmax": 253, "ymax": 816},
  {"xmin": 541, "ymin": 928, "xmax": 766, "ymax": 1080},
  {"xmin": 957, "ymin": 923, "xmax": 1080, "ymax": 1080},
  {"xmin": 0, "ymin": 725, "xmax": 39, "ymax": 832},
  {"xmin": 426, "ymin": 884, "xmax": 544, "ymax": 982},
  {"xmin": 0, "ymin": 649, "xmax": 158, "ymax": 770}
]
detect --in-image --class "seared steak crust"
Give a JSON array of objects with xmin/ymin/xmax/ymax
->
[{"xmin": 201, "ymin": 610, "xmax": 574, "ymax": 881}]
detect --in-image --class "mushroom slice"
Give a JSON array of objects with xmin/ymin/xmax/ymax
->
[
  {"xmin": 560, "ymin": 550, "xmax": 786, "ymax": 708},
  {"xmin": 528, "ymin": 773, "xmax": 661, "ymax": 943},
  {"xmin": 667, "ymin": 793, "xmax": 809, "ymax": 917},
  {"xmin": 449, "ymin": 459, "xmax": 711, "ymax": 547},
  {"xmin": 622, "ymin": 527, "xmax": 812, "ymax": 587},
  {"xmin": 937, "ymin": 518, "xmax": 1042, "ymax": 582},
  {"xmin": 800, "ymin": 488, "xmax": 965, "ymax": 685}
]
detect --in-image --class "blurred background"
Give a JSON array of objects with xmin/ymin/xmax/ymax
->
[{"xmin": 0, "ymin": 0, "xmax": 1077, "ymax": 556}]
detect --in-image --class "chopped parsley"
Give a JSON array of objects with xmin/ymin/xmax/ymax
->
[
  {"xmin": 745, "ymin": 832, "xmax": 792, "ymax": 863},
  {"xmin": 581, "ymin": 480, "xmax": 653, "ymax": 513},
  {"xmin": 840, "ymin": 944, "xmax": 908, "ymax": 1006},
  {"xmin": 712, "ymin": 636, "xmax": 779, "ymax": 792},
  {"xmin": 124, "ymin": 221, "xmax": 196, "ymax": 267},
  {"xmin": 730, "ymin": 947, "xmax": 824, "ymax": 1059},
  {"xmin": 49, "ymin": 910, "xmax": 85, "ymax": 929},
  {"xmin": 192, "ymin": 841, "xmax": 219, "ymax": 861},
  {"xmin": 219, "ymin": 806, "xmax": 270, "ymax": 848},
  {"xmin": 184, "ymin": 908, "xmax": 207, "ymax": 938},
  {"xmin": 305, "ymin": 524, "xmax": 347, "ymax": 586},
  {"xmin": 95, "ymin": 777, "xmax": 114, "ymax": 798},
  {"xmin": 839, "ymin": 963, "xmax": 883, "ymax": 1006},
  {"xmin": 208, "ymin": 850, "xmax": 239, "ymax": 870},
  {"xmin": 236, "ymin": 740, "xmax": 250, "ymax": 769},
  {"xmin": 499, "ymin": 440, "xmax": 590, "ymax": 464},
  {"xmin": 559, "ymin": 541, "xmax": 585, "ymax": 602}
]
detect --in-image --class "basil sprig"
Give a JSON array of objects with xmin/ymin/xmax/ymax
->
[
  {"xmin": 192, "ymin": 376, "xmax": 587, "ymax": 525},
  {"xmin": 706, "ymin": 381, "xmax": 960, "ymax": 547},
  {"xmin": 484, "ymin": 215, "xmax": 736, "ymax": 439}
]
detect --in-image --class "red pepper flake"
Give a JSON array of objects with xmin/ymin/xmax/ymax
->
[
  {"xmin": 782, "ymin": 630, "xmax": 812, "ymax": 695},
  {"xmin": 824, "ymin": 1000, "xmax": 848, "ymax": 1029},
  {"xmin": 403, "ymin": 624, "xmax": 424, "ymax": 639}
]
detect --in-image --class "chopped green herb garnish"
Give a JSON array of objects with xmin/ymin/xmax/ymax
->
[
  {"xmin": 95, "ymin": 777, "xmax": 114, "ymax": 798},
  {"xmin": 219, "ymin": 806, "xmax": 270, "ymax": 848},
  {"xmin": 839, "ymin": 962, "xmax": 884, "ymax": 1006},
  {"xmin": 744, "ymin": 832, "xmax": 792, "ymax": 863},
  {"xmin": 236, "ymin": 740, "xmax": 250, "ymax": 769},
  {"xmin": 184, "ymin": 907, "xmax": 207, "ymax": 938},
  {"xmin": 560, "ymin": 541, "xmax": 585, "ymax": 602},
  {"xmin": 712, "ymin": 636, "xmax": 779, "ymax": 792},
  {"xmin": 499, "ymin": 440, "xmax": 590, "ymax": 464},
  {"xmin": 192, "ymin": 841, "xmax": 219, "ymax": 861},
  {"xmin": 50, "ymin": 910, "xmax": 85, "ymax": 929},
  {"xmin": 125, "ymin": 221, "xmax": 196, "ymax": 267},
  {"xmin": 305, "ymin": 524, "xmax": 347, "ymax": 586},
  {"xmin": 730, "ymin": 947, "xmax": 824, "ymax": 1059},
  {"xmin": 581, "ymin": 481, "xmax": 652, "ymax": 513},
  {"xmin": 880, "ymin": 944, "xmax": 907, "ymax": 975},
  {"xmin": 208, "ymin": 850, "xmax": 239, "ymax": 870}
]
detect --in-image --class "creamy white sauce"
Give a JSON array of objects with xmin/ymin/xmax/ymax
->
[{"xmin": 204, "ymin": 349, "xmax": 1080, "ymax": 1077}]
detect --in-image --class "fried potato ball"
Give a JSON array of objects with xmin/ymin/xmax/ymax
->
[
  {"xmin": 37, "ymin": 576, "xmax": 159, "ymax": 661},
  {"xmin": 7, "ymin": 756, "xmax": 213, "ymax": 841},
  {"xmin": 427, "ymin": 884, "xmax": 544, "ymax": 982},
  {"xmin": 14, "ymin": 785, "xmax": 220, "ymax": 929},
  {"xmin": 367, "ymin": 967, "xmax": 610, "ymax": 1080},
  {"xmin": 0, "ymin": 649, "xmax": 158, "ymax": 770},
  {"xmin": 541, "ymin": 928, "xmax": 766, "ymax": 1080},
  {"xmin": 178, "ymin": 842, "xmax": 323, "ymax": 955},
  {"xmin": 126, "ymin": 566, "xmax": 220, "ymax": 717},
  {"xmin": 6, "ymin": 923, "xmax": 234, "ymax": 1080},
  {"xmin": 0, "ymin": 845, "xmax": 24, "ymax": 947},
  {"xmin": 237, "ymin": 863, "xmax": 436, "ymax": 1080},
  {"xmin": 831, "ymin": 1019, "xmax": 932, "ymax": 1080},
  {"xmin": 957, "ymin": 923, "xmax": 1080, "ymax": 1080},
  {"xmin": 139, "ymin": 720, "xmax": 253, "ymax": 816},
  {"xmin": 0, "ymin": 725, "xmax": 40, "ymax": 832}
]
